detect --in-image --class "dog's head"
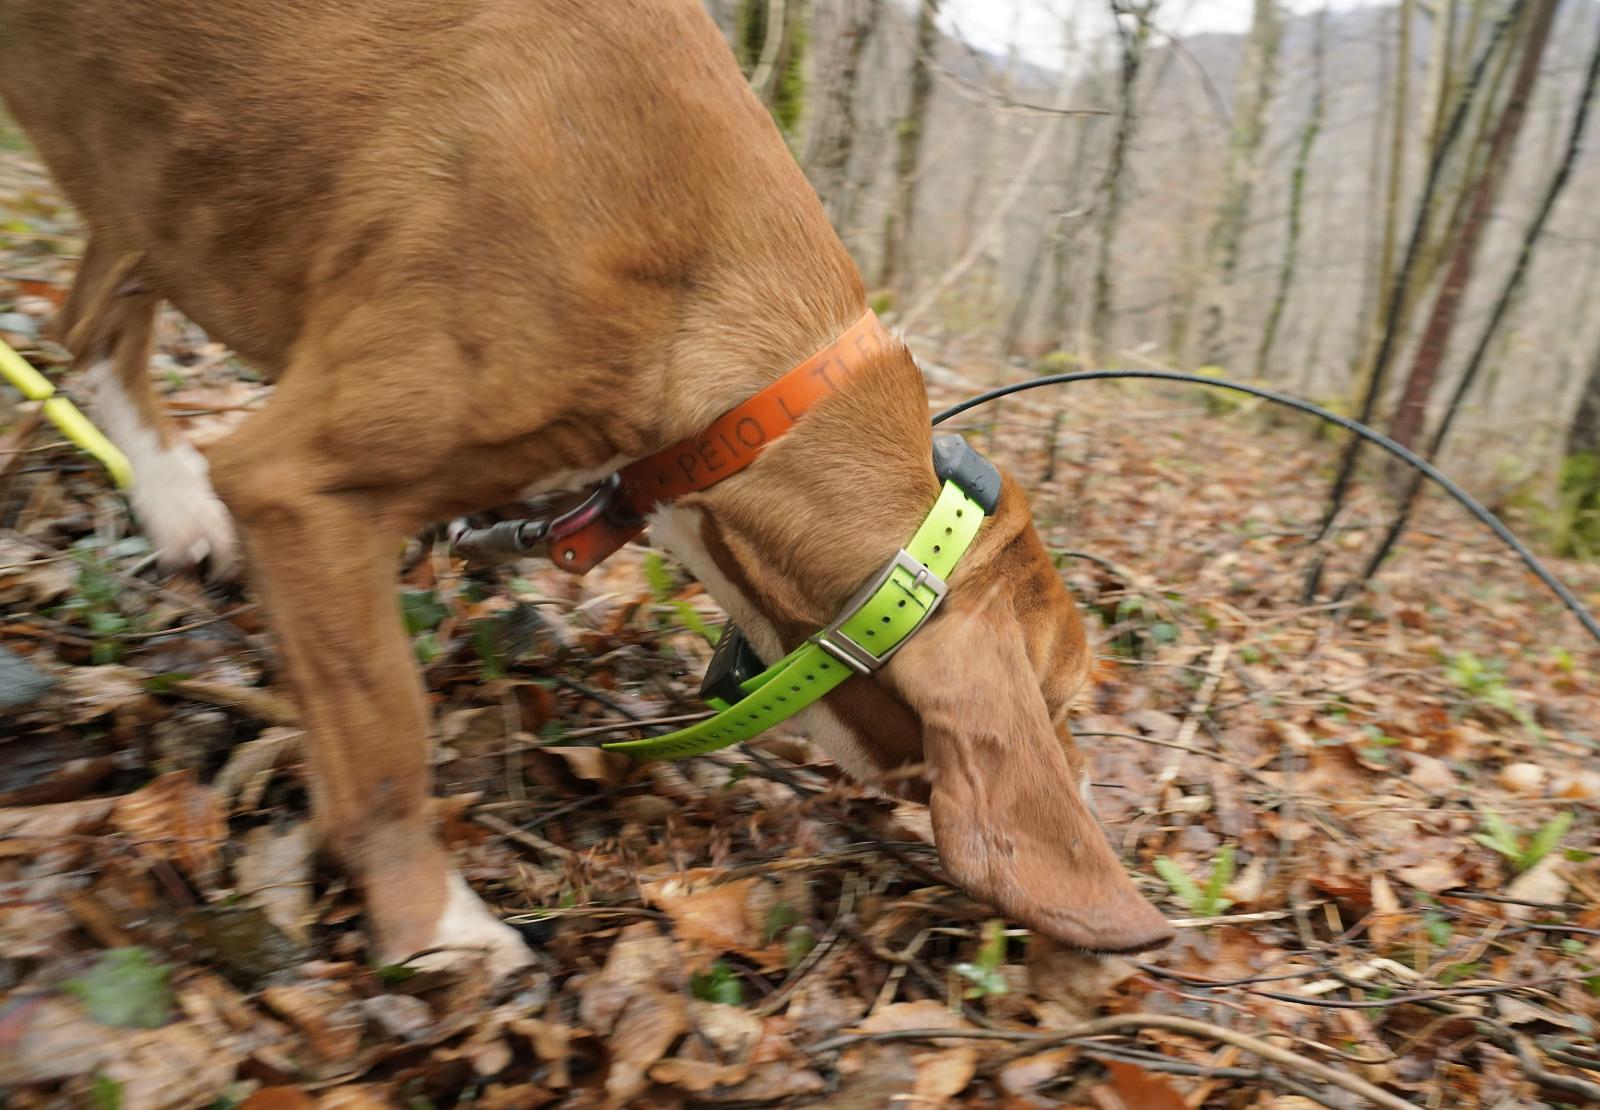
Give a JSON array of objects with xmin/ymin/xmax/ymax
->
[{"xmin": 659, "ymin": 338, "xmax": 1173, "ymax": 954}]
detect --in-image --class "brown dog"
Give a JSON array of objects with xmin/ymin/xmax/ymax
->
[{"xmin": 0, "ymin": 0, "xmax": 1173, "ymax": 972}]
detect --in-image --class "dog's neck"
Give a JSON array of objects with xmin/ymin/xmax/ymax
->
[{"xmin": 648, "ymin": 335, "xmax": 1000, "ymax": 647}]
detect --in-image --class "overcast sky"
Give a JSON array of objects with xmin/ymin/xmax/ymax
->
[{"xmin": 939, "ymin": 0, "xmax": 1380, "ymax": 68}]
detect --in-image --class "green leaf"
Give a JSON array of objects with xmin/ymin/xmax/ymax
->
[
  {"xmin": 643, "ymin": 552, "xmax": 675, "ymax": 602},
  {"xmin": 142, "ymin": 672, "xmax": 194, "ymax": 694},
  {"xmin": 690, "ymin": 961, "xmax": 745, "ymax": 1005},
  {"xmin": 91, "ymin": 1075, "xmax": 122, "ymax": 1110},
  {"xmin": 373, "ymin": 963, "xmax": 418, "ymax": 984},
  {"xmin": 1438, "ymin": 961, "xmax": 1481, "ymax": 986},
  {"xmin": 470, "ymin": 617, "xmax": 507, "ymax": 680},
  {"xmin": 1425, "ymin": 913, "xmax": 1453, "ymax": 947},
  {"xmin": 1521, "ymin": 811, "xmax": 1574, "ymax": 872},
  {"xmin": 763, "ymin": 901, "xmax": 801, "ymax": 943},
  {"xmin": 1476, "ymin": 812, "xmax": 1523, "ymax": 859},
  {"xmin": 62, "ymin": 948, "xmax": 172, "ymax": 1028},
  {"xmin": 671, "ymin": 600, "xmax": 721, "ymax": 645},
  {"xmin": 413, "ymin": 632, "xmax": 442, "ymax": 665},
  {"xmin": 974, "ymin": 918, "xmax": 1007, "ymax": 971},
  {"xmin": 1472, "ymin": 832, "xmax": 1518, "ymax": 861},
  {"xmin": 1154, "ymin": 857, "xmax": 1204, "ymax": 913},
  {"xmin": 953, "ymin": 961, "xmax": 1009, "ymax": 999},
  {"xmin": 783, "ymin": 926, "xmax": 816, "ymax": 970},
  {"xmin": 400, "ymin": 589, "xmax": 450, "ymax": 635},
  {"xmin": 1203, "ymin": 845, "xmax": 1236, "ymax": 914}
]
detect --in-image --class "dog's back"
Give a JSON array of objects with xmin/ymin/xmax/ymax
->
[{"xmin": 0, "ymin": 0, "xmax": 860, "ymax": 380}]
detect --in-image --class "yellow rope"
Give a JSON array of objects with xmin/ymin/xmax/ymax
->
[{"xmin": 0, "ymin": 336, "xmax": 132, "ymax": 489}]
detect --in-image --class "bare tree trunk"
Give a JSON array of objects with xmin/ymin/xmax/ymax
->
[
  {"xmin": 1342, "ymin": 0, "xmax": 1596, "ymax": 592},
  {"xmin": 1198, "ymin": 0, "xmax": 1284, "ymax": 367},
  {"xmin": 1049, "ymin": 82, "xmax": 1102, "ymax": 352},
  {"xmin": 1004, "ymin": 218, "xmax": 1055, "ymax": 359},
  {"xmin": 1349, "ymin": 0, "xmax": 1413, "ymax": 396},
  {"xmin": 956, "ymin": 26, "xmax": 1021, "ymax": 261},
  {"xmin": 1304, "ymin": 0, "xmax": 1529, "ymax": 590},
  {"xmin": 1089, "ymin": 0, "xmax": 1158, "ymax": 364},
  {"xmin": 1255, "ymin": 5, "xmax": 1327, "ymax": 379},
  {"xmin": 1387, "ymin": 0, "xmax": 1557, "ymax": 451},
  {"xmin": 900, "ymin": 63, "xmax": 1076, "ymax": 333},
  {"xmin": 879, "ymin": 0, "xmax": 939, "ymax": 296},
  {"xmin": 1349, "ymin": 0, "xmax": 1513, "ymax": 425},
  {"xmin": 1419, "ymin": 0, "xmax": 1458, "ymax": 154},
  {"xmin": 805, "ymin": 0, "xmax": 881, "ymax": 229},
  {"xmin": 1167, "ymin": 82, "xmax": 1211, "ymax": 368}
]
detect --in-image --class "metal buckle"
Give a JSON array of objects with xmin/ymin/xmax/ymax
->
[
  {"xmin": 810, "ymin": 549, "xmax": 947, "ymax": 674},
  {"xmin": 547, "ymin": 473, "xmax": 630, "ymax": 539},
  {"xmin": 449, "ymin": 474, "xmax": 628, "ymax": 563}
]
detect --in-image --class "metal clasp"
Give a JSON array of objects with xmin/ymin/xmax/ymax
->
[
  {"xmin": 809, "ymin": 549, "xmax": 947, "ymax": 674},
  {"xmin": 449, "ymin": 473, "xmax": 629, "ymax": 563}
]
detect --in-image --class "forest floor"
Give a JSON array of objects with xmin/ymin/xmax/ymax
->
[{"xmin": 3, "ymin": 147, "xmax": 1600, "ymax": 1109}]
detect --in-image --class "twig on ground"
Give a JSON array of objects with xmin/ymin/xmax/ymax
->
[
  {"xmin": 756, "ymin": 878, "xmax": 857, "ymax": 1017},
  {"xmin": 476, "ymin": 811, "xmax": 576, "ymax": 860},
  {"xmin": 1073, "ymin": 730, "xmax": 1278, "ymax": 789},
  {"xmin": 1505, "ymin": 1030, "xmax": 1600, "ymax": 1102},
  {"xmin": 807, "ymin": 1013, "xmax": 1414, "ymax": 1110},
  {"xmin": 166, "ymin": 678, "xmax": 299, "ymax": 726},
  {"xmin": 1249, "ymin": 970, "xmax": 1596, "ymax": 1011},
  {"xmin": 556, "ymin": 711, "xmax": 715, "ymax": 738}
]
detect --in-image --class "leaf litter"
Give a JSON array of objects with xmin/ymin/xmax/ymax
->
[{"xmin": 3, "ymin": 148, "xmax": 1600, "ymax": 1108}]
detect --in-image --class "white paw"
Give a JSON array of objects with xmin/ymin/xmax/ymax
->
[
  {"xmin": 127, "ymin": 440, "xmax": 240, "ymax": 577},
  {"xmin": 412, "ymin": 874, "xmax": 535, "ymax": 980},
  {"xmin": 85, "ymin": 360, "xmax": 239, "ymax": 577}
]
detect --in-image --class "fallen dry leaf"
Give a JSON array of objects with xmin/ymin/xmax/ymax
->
[
  {"xmin": 604, "ymin": 987, "xmax": 687, "ymax": 1103},
  {"xmin": 1405, "ymin": 752, "xmax": 1459, "ymax": 796},
  {"xmin": 577, "ymin": 922, "xmax": 680, "ymax": 1032},
  {"xmin": 997, "ymin": 1045, "xmax": 1080, "ymax": 1096},
  {"xmin": 239, "ymin": 1089, "xmax": 317, "ymax": 1110},
  {"xmin": 641, "ymin": 867, "xmax": 791, "ymax": 971},
  {"xmin": 1504, "ymin": 856, "xmax": 1570, "ymax": 921},
  {"xmin": 212, "ymin": 727, "xmax": 304, "ymax": 814},
  {"xmin": 1027, "ymin": 938, "xmax": 1137, "ymax": 1024},
  {"xmin": 1103, "ymin": 1058, "xmax": 1188, "ymax": 1109},
  {"xmin": 0, "ymin": 995, "xmax": 240, "ymax": 1109},
  {"xmin": 110, "ymin": 769, "xmax": 226, "ymax": 890},
  {"xmin": 1395, "ymin": 858, "xmax": 1462, "ymax": 894},
  {"xmin": 261, "ymin": 982, "xmax": 366, "ymax": 1064},
  {"xmin": 1368, "ymin": 872, "xmax": 1404, "ymax": 949},
  {"xmin": 235, "ymin": 822, "xmax": 315, "ymax": 945}
]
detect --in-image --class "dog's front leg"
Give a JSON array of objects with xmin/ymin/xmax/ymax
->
[{"xmin": 208, "ymin": 401, "xmax": 533, "ymax": 978}]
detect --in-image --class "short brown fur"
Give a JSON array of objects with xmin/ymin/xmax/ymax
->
[{"xmin": 0, "ymin": 0, "xmax": 1171, "ymax": 964}]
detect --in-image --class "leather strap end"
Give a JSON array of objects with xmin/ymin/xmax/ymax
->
[{"xmin": 547, "ymin": 516, "xmax": 646, "ymax": 574}]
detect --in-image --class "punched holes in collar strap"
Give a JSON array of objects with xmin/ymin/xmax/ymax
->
[{"xmin": 932, "ymin": 433, "xmax": 1001, "ymax": 515}]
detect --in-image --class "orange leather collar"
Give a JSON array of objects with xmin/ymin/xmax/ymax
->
[{"xmin": 550, "ymin": 310, "xmax": 893, "ymax": 573}]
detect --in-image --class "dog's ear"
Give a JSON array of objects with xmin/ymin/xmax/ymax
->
[{"xmin": 889, "ymin": 586, "xmax": 1174, "ymax": 954}]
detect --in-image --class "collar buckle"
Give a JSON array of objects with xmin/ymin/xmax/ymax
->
[{"xmin": 810, "ymin": 548, "xmax": 947, "ymax": 674}]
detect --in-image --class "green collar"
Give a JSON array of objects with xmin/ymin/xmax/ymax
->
[{"xmin": 604, "ymin": 435, "xmax": 998, "ymax": 761}]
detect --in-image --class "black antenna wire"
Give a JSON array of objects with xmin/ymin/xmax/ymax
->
[{"xmin": 932, "ymin": 369, "xmax": 1600, "ymax": 647}]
